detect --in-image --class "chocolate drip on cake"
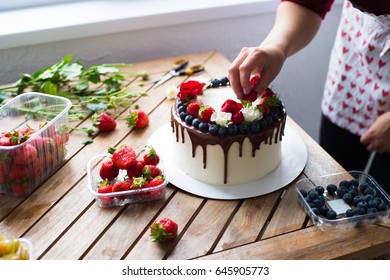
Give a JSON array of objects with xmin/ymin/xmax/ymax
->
[{"xmin": 171, "ymin": 106, "xmax": 286, "ymax": 184}]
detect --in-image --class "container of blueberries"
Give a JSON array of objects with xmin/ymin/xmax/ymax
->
[{"xmin": 296, "ymin": 171, "xmax": 390, "ymax": 228}]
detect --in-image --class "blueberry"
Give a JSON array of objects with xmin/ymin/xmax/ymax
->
[
  {"xmin": 348, "ymin": 189, "xmax": 359, "ymax": 198},
  {"xmin": 355, "ymin": 207, "xmax": 366, "ymax": 215},
  {"xmin": 339, "ymin": 180, "xmax": 350, "ymax": 188},
  {"xmin": 349, "ymin": 179, "xmax": 359, "ymax": 188},
  {"xmin": 185, "ymin": 114, "xmax": 195, "ymax": 125},
  {"xmin": 353, "ymin": 196, "xmax": 363, "ymax": 206},
  {"xmin": 346, "ymin": 209, "xmax": 356, "ymax": 217},
  {"xmin": 367, "ymin": 208, "xmax": 378, "ymax": 214},
  {"xmin": 320, "ymin": 206, "xmax": 329, "ymax": 216},
  {"xmin": 178, "ymin": 105, "xmax": 186, "ymax": 114},
  {"xmin": 363, "ymin": 194, "xmax": 374, "ymax": 202},
  {"xmin": 377, "ymin": 203, "xmax": 388, "ymax": 212},
  {"xmin": 264, "ymin": 115, "xmax": 273, "ymax": 126},
  {"xmin": 199, "ymin": 122, "xmax": 209, "ymax": 132},
  {"xmin": 357, "ymin": 201, "xmax": 368, "ymax": 209},
  {"xmin": 208, "ymin": 124, "xmax": 218, "ymax": 135},
  {"xmin": 176, "ymin": 100, "xmax": 183, "ymax": 108},
  {"xmin": 249, "ymin": 122, "xmax": 260, "ymax": 133},
  {"xmin": 326, "ymin": 210, "xmax": 337, "ymax": 220},
  {"xmin": 337, "ymin": 186, "xmax": 348, "ymax": 198},
  {"xmin": 220, "ymin": 76, "xmax": 230, "ymax": 86},
  {"xmin": 374, "ymin": 197, "xmax": 384, "ymax": 205},
  {"xmin": 367, "ymin": 199, "xmax": 378, "ymax": 209},
  {"xmin": 315, "ymin": 186, "xmax": 325, "ymax": 195},
  {"xmin": 192, "ymin": 118, "xmax": 201, "ymax": 129},
  {"xmin": 227, "ymin": 124, "xmax": 238, "ymax": 135},
  {"xmin": 364, "ymin": 187, "xmax": 376, "ymax": 196},
  {"xmin": 270, "ymin": 111, "xmax": 279, "ymax": 121},
  {"xmin": 179, "ymin": 111, "xmax": 187, "ymax": 121},
  {"xmin": 210, "ymin": 78, "xmax": 220, "ymax": 88},
  {"xmin": 326, "ymin": 184, "xmax": 337, "ymax": 195},
  {"xmin": 349, "ymin": 185, "xmax": 358, "ymax": 191},
  {"xmin": 239, "ymin": 124, "xmax": 249, "ymax": 134},
  {"xmin": 311, "ymin": 208, "xmax": 320, "ymax": 215},
  {"xmin": 359, "ymin": 182, "xmax": 369, "ymax": 193},
  {"xmin": 259, "ymin": 118, "xmax": 267, "ymax": 128},
  {"xmin": 312, "ymin": 199, "xmax": 323, "ymax": 209},
  {"xmin": 299, "ymin": 189, "xmax": 308, "ymax": 197},
  {"xmin": 308, "ymin": 189, "xmax": 319, "ymax": 200},
  {"xmin": 342, "ymin": 193, "xmax": 353, "ymax": 203},
  {"xmin": 218, "ymin": 127, "xmax": 228, "ymax": 137}
]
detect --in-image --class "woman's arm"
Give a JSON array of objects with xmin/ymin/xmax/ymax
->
[{"xmin": 228, "ymin": 1, "xmax": 323, "ymax": 99}]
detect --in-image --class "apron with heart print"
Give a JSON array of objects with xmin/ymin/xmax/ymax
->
[{"xmin": 321, "ymin": 0, "xmax": 390, "ymax": 137}]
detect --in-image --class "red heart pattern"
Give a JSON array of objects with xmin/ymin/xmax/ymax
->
[{"xmin": 321, "ymin": 1, "xmax": 390, "ymax": 137}]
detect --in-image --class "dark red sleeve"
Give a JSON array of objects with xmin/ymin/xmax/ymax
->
[{"xmin": 281, "ymin": 0, "xmax": 335, "ymax": 19}]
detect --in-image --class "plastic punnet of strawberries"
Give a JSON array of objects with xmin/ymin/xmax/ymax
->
[
  {"xmin": 88, "ymin": 145, "xmax": 167, "ymax": 207},
  {"xmin": 0, "ymin": 123, "xmax": 69, "ymax": 197}
]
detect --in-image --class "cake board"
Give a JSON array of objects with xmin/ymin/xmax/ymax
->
[{"xmin": 148, "ymin": 123, "xmax": 307, "ymax": 200}]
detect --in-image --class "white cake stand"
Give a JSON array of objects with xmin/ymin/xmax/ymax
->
[{"xmin": 148, "ymin": 123, "xmax": 307, "ymax": 200}]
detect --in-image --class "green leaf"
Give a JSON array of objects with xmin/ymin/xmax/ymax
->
[
  {"xmin": 87, "ymin": 102, "xmax": 107, "ymax": 112},
  {"xmin": 0, "ymin": 91, "xmax": 8, "ymax": 103},
  {"xmin": 60, "ymin": 62, "xmax": 83, "ymax": 80},
  {"xmin": 82, "ymin": 139, "xmax": 94, "ymax": 145},
  {"xmin": 96, "ymin": 65, "xmax": 119, "ymax": 74},
  {"xmin": 41, "ymin": 81, "xmax": 58, "ymax": 94}
]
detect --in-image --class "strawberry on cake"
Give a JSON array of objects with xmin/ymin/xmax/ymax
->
[{"xmin": 170, "ymin": 76, "xmax": 286, "ymax": 185}]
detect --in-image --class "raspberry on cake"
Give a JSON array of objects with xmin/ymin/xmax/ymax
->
[{"xmin": 170, "ymin": 77, "xmax": 286, "ymax": 185}]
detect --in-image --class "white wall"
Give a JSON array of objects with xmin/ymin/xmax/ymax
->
[{"xmin": 0, "ymin": 3, "xmax": 342, "ymax": 141}]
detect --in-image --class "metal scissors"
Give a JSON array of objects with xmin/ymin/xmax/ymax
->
[{"xmin": 152, "ymin": 59, "xmax": 205, "ymax": 88}]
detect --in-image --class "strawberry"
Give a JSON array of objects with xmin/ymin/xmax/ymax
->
[
  {"xmin": 112, "ymin": 180, "xmax": 131, "ymax": 193},
  {"xmin": 13, "ymin": 144, "xmax": 38, "ymax": 165},
  {"xmin": 186, "ymin": 101, "xmax": 202, "ymax": 117},
  {"xmin": 126, "ymin": 109, "xmax": 149, "ymax": 129},
  {"xmin": 39, "ymin": 122, "xmax": 56, "ymax": 135},
  {"xmin": 150, "ymin": 218, "xmax": 178, "ymax": 242},
  {"xmin": 11, "ymin": 182, "xmax": 29, "ymax": 196},
  {"xmin": 99, "ymin": 159, "xmax": 119, "ymax": 181},
  {"xmin": 143, "ymin": 146, "xmax": 160, "ymax": 166},
  {"xmin": 242, "ymin": 88, "xmax": 258, "ymax": 102},
  {"xmin": 31, "ymin": 136, "xmax": 51, "ymax": 153},
  {"xmin": 0, "ymin": 135, "xmax": 12, "ymax": 146},
  {"xmin": 232, "ymin": 111, "xmax": 244, "ymax": 125},
  {"xmin": 0, "ymin": 162, "xmax": 9, "ymax": 184},
  {"xmin": 10, "ymin": 165, "xmax": 29, "ymax": 181},
  {"xmin": 198, "ymin": 106, "xmax": 215, "ymax": 123},
  {"xmin": 131, "ymin": 177, "xmax": 147, "ymax": 189},
  {"xmin": 92, "ymin": 112, "xmax": 117, "ymax": 132},
  {"xmin": 112, "ymin": 180, "xmax": 132, "ymax": 199},
  {"xmin": 97, "ymin": 181, "xmax": 113, "ymax": 205},
  {"xmin": 126, "ymin": 158, "xmax": 144, "ymax": 178},
  {"xmin": 149, "ymin": 176, "xmax": 165, "ymax": 187},
  {"xmin": 110, "ymin": 145, "xmax": 137, "ymax": 170},
  {"xmin": 142, "ymin": 165, "xmax": 162, "ymax": 180}
]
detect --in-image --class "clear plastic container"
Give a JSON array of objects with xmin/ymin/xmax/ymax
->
[
  {"xmin": 0, "ymin": 92, "xmax": 72, "ymax": 197},
  {"xmin": 87, "ymin": 149, "xmax": 168, "ymax": 207},
  {"xmin": 0, "ymin": 235, "xmax": 33, "ymax": 260},
  {"xmin": 296, "ymin": 171, "xmax": 390, "ymax": 228}
]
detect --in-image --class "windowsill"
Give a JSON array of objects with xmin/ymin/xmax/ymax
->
[{"xmin": 0, "ymin": 0, "xmax": 278, "ymax": 50}]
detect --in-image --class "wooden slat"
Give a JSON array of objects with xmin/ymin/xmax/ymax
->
[
  {"xmin": 198, "ymin": 224, "xmax": 390, "ymax": 260},
  {"xmin": 214, "ymin": 190, "xmax": 282, "ymax": 252},
  {"xmin": 168, "ymin": 198, "xmax": 239, "ymax": 260},
  {"xmin": 124, "ymin": 191, "xmax": 204, "ymax": 260},
  {"xmin": 261, "ymin": 178, "xmax": 307, "ymax": 239}
]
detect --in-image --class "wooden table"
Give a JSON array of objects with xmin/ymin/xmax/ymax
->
[{"xmin": 1, "ymin": 51, "xmax": 389, "ymax": 260}]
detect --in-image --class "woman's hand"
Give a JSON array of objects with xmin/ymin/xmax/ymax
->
[
  {"xmin": 228, "ymin": 45, "xmax": 286, "ymax": 99},
  {"xmin": 360, "ymin": 111, "xmax": 390, "ymax": 153}
]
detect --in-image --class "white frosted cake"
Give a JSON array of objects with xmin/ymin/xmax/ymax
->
[{"xmin": 170, "ymin": 77, "xmax": 286, "ymax": 185}]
